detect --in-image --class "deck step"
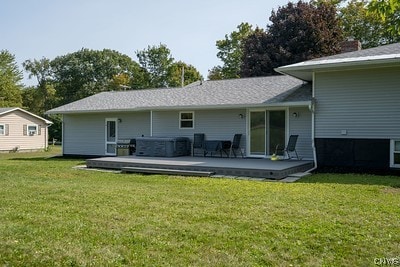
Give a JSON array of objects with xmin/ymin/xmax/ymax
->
[
  {"xmin": 287, "ymin": 172, "xmax": 312, "ymax": 178},
  {"xmin": 121, "ymin": 166, "xmax": 215, "ymax": 177}
]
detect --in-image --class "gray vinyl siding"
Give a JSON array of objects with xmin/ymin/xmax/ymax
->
[
  {"xmin": 63, "ymin": 112, "xmax": 150, "ymax": 156},
  {"xmin": 289, "ymin": 107, "xmax": 313, "ymax": 159},
  {"xmin": 118, "ymin": 112, "xmax": 151, "ymax": 139},
  {"xmin": 152, "ymin": 109, "xmax": 247, "ymax": 151},
  {"xmin": 314, "ymin": 66, "xmax": 400, "ymax": 139}
]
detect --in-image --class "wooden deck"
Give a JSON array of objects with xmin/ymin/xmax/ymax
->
[{"xmin": 86, "ymin": 156, "xmax": 314, "ymax": 180}]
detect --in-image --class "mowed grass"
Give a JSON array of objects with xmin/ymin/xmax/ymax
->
[{"xmin": 0, "ymin": 148, "xmax": 399, "ymax": 266}]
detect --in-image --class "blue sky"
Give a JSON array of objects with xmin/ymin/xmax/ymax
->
[{"xmin": 1, "ymin": 0, "xmax": 290, "ymax": 86}]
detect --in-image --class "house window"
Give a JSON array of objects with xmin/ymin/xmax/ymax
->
[
  {"xmin": 0, "ymin": 124, "xmax": 4, "ymax": 135},
  {"xmin": 28, "ymin": 125, "xmax": 38, "ymax": 136},
  {"xmin": 390, "ymin": 140, "xmax": 400, "ymax": 168},
  {"xmin": 179, "ymin": 111, "xmax": 194, "ymax": 129}
]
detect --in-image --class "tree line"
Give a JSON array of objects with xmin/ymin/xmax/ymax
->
[
  {"xmin": 208, "ymin": 0, "xmax": 400, "ymax": 79},
  {"xmin": 0, "ymin": 45, "xmax": 202, "ymax": 140},
  {"xmin": 1, "ymin": 0, "xmax": 399, "ymax": 141}
]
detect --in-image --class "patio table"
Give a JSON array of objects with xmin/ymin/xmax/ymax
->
[{"xmin": 204, "ymin": 140, "xmax": 231, "ymax": 157}]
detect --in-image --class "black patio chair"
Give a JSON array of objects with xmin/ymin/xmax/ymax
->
[
  {"xmin": 276, "ymin": 135, "xmax": 299, "ymax": 160},
  {"xmin": 229, "ymin": 134, "xmax": 244, "ymax": 158},
  {"xmin": 192, "ymin": 133, "xmax": 205, "ymax": 156}
]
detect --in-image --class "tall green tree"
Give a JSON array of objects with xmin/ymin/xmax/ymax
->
[
  {"xmin": 51, "ymin": 49, "xmax": 146, "ymax": 104},
  {"xmin": 209, "ymin": 22, "xmax": 255, "ymax": 80},
  {"xmin": 22, "ymin": 57, "xmax": 60, "ymax": 140},
  {"xmin": 241, "ymin": 0, "xmax": 343, "ymax": 77},
  {"xmin": 368, "ymin": 0, "xmax": 400, "ymax": 42},
  {"xmin": 339, "ymin": 0, "xmax": 384, "ymax": 48},
  {"xmin": 136, "ymin": 44, "xmax": 174, "ymax": 88},
  {"xmin": 167, "ymin": 61, "xmax": 202, "ymax": 87},
  {"xmin": 0, "ymin": 50, "xmax": 23, "ymax": 107},
  {"xmin": 136, "ymin": 44, "xmax": 202, "ymax": 88},
  {"xmin": 207, "ymin": 66, "xmax": 224, "ymax": 81},
  {"xmin": 23, "ymin": 57, "xmax": 57, "ymax": 113}
]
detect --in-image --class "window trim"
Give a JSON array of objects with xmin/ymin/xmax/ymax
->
[
  {"xmin": 179, "ymin": 111, "xmax": 194, "ymax": 129},
  {"xmin": 390, "ymin": 139, "xmax": 400, "ymax": 168},
  {"xmin": 0, "ymin": 124, "xmax": 4, "ymax": 136},
  {"xmin": 27, "ymin": 124, "xmax": 38, "ymax": 136}
]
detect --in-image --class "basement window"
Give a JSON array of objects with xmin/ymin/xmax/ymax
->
[
  {"xmin": 179, "ymin": 111, "xmax": 194, "ymax": 129},
  {"xmin": 390, "ymin": 140, "xmax": 400, "ymax": 168}
]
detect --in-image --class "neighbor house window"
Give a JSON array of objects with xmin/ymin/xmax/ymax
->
[
  {"xmin": 390, "ymin": 140, "xmax": 400, "ymax": 168},
  {"xmin": 179, "ymin": 111, "xmax": 194, "ymax": 129},
  {"xmin": 0, "ymin": 124, "xmax": 4, "ymax": 135},
  {"xmin": 28, "ymin": 125, "xmax": 38, "ymax": 136}
]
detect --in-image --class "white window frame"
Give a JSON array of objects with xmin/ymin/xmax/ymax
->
[
  {"xmin": 27, "ymin": 124, "xmax": 38, "ymax": 136},
  {"xmin": 390, "ymin": 140, "xmax": 400, "ymax": 168},
  {"xmin": 179, "ymin": 111, "xmax": 194, "ymax": 129},
  {"xmin": 0, "ymin": 124, "xmax": 4, "ymax": 135},
  {"xmin": 105, "ymin": 118, "xmax": 118, "ymax": 156}
]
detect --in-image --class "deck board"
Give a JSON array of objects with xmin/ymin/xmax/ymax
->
[{"xmin": 86, "ymin": 156, "xmax": 314, "ymax": 180}]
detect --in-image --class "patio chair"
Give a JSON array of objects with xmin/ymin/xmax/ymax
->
[
  {"xmin": 276, "ymin": 135, "xmax": 299, "ymax": 160},
  {"xmin": 192, "ymin": 133, "xmax": 205, "ymax": 156},
  {"xmin": 229, "ymin": 134, "xmax": 244, "ymax": 158}
]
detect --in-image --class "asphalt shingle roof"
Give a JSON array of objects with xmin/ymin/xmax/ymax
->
[
  {"xmin": 47, "ymin": 76, "xmax": 311, "ymax": 114},
  {"xmin": 276, "ymin": 42, "xmax": 400, "ymax": 81},
  {"xmin": 0, "ymin": 107, "xmax": 15, "ymax": 115},
  {"xmin": 310, "ymin": 42, "xmax": 400, "ymax": 61}
]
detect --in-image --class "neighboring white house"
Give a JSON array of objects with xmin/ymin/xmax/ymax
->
[
  {"xmin": 47, "ymin": 42, "xmax": 400, "ymax": 172},
  {"xmin": 0, "ymin": 108, "xmax": 52, "ymax": 152}
]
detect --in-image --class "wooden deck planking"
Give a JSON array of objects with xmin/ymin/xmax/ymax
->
[{"xmin": 86, "ymin": 156, "xmax": 314, "ymax": 180}]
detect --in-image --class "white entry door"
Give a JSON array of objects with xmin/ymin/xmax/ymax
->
[{"xmin": 105, "ymin": 118, "xmax": 118, "ymax": 155}]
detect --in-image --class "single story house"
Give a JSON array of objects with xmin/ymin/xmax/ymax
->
[
  {"xmin": 0, "ymin": 107, "xmax": 52, "ymax": 152},
  {"xmin": 47, "ymin": 42, "xmax": 400, "ymax": 172},
  {"xmin": 46, "ymin": 75, "xmax": 313, "ymax": 159}
]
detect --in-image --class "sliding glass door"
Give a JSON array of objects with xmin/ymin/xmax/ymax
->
[{"xmin": 249, "ymin": 110, "xmax": 286, "ymax": 157}]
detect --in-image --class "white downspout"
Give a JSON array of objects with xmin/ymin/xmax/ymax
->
[
  {"xmin": 245, "ymin": 108, "xmax": 249, "ymax": 157},
  {"xmin": 150, "ymin": 110, "xmax": 153, "ymax": 137},
  {"xmin": 305, "ymin": 72, "xmax": 318, "ymax": 173},
  {"xmin": 62, "ymin": 115, "xmax": 65, "ymax": 155}
]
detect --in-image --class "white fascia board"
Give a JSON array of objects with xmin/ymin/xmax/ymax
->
[{"xmin": 276, "ymin": 54, "xmax": 400, "ymax": 72}]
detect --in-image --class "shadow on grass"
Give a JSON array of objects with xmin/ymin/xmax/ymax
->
[
  {"xmin": 299, "ymin": 172, "xmax": 400, "ymax": 187},
  {"xmin": 5, "ymin": 154, "xmax": 400, "ymax": 188},
  {"xmin": 8, "ymin": 155, "xmax": 92, "ymax": 162}
]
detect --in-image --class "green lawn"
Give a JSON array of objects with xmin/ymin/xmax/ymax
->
[{"xmin": 0, "ymin": 148, "xmax": 399, "ymax": 266}]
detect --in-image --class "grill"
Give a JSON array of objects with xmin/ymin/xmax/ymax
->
[{"xmin": 116, "ymin": 139, "xmax": 136, "ymax": 156}]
